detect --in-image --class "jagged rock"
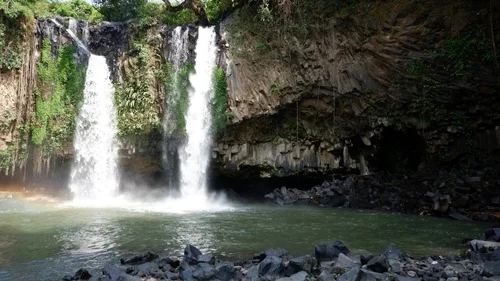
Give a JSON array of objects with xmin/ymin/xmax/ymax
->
[
  {"xmin": 137, "ymin": 262, "xmax": 159, "ymax": 277},
  {"xmin": 318, "ymin": 270, "xmax": 334, "ymax": 281},
  {"xmin": 198, "ymin": 254, "xmax": 215, "ymax": 265},
  {"xmin": 74, "ymin": 269, "xmax": 92, "ymax": 280},
  {"xmin": 469, "ymin": 240, "xmax": 500, "ymax": 252},
  {"xmin": 485, "ymin": 228, "xmax": 500, "ymax": 242},
  {"xmin": 359, "ymin": 269, "xmax": 386, "ymax": 281},
  {"xmin": 337, "ymin": 267, "xmax": 361, "ymax": 281},
  {"xmin": 361, "ymin": 254, "xmax": 374, "ymax": 265},
  {"xmin": 286, "ymin": 255, "xmax": 317, "ymax": 274},
  {"xmin": 314, "ymin": 241, "xmax": 350, "ymax": 262},
  {"xmin": 335, "ymin": 253, "xmax": 358, "ymax": 269},
  {"xmin": 103, "ymin": 264, "xmax": 128, "ymax": 280},
  {"xmin": 366, "ymin": 256, "xmax": 389, "ymax": 273},
  {"xmin": 265, "ymin": 248, "xmax": 289, "ymax": 258},
  {"xmin": 192, "ymin": 263, "xmax": 217, "ymax": 281},
  {"xmin": 482, "ymin": 261, "xmax": 500, "ymax": 277},
  {"xmin": 216, "ymin": 263, "xmax": 237, "ymax": 281},
  {"xmin": 184, "ymin": 245, "xmax": 203, "ymax": 265},
  {"xmin": 180, "ymin": 269, "xmax": 195, "ymax": 281},
  {"xmin": 276, "ymin": 271, "xmax": 310, "ymax": 281},
  {"xmin": 120, "ymin": 252, "xmax": 158, "ymax": 265},
  {"xmin": 258, "ymin": 256, "xmax": 285, "ymax": 278}
]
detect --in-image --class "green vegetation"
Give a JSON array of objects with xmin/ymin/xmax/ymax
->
[
  {"xmin": 51, "ymin": 0, "xmax": 104, "ymax": 22},
  {"xmin": 211, "ymin": 67, "xmax": 229, "ymax": 134},
  {"xmin": 434, "ymin": 30, "xmax": 493, "ymax": 78},
  {"xmin": 32, "ymin": 39, "xmax": 86, "ymax": 155},
  {"xmin": 114, "ymin": 41, "xmax": 163, "ymax": 137}
]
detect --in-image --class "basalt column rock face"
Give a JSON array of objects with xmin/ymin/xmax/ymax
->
[{"xmin": 213, "ymin": 0, "xmax": 500, "ymax": 178}]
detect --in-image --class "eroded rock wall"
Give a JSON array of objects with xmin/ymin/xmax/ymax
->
[{"xmin": 214, "ymin": 0, "xmax": 500, "ymax": 178}]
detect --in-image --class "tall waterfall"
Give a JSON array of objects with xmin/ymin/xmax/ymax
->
[
  {"xmin": 178, "ymin": 27, "xmax": 217, "ymax": 201},
  {"xmin": 163, "ymin": 27, "xmax": 189, "ymax": 189},
  {"xmin": 69, "ymin": 55, "xmax": 119, "ymax": 201}
]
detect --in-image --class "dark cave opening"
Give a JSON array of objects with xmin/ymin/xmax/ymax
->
[{"xmin": 375, "ymin": 127, "xmax": 427, "ymax": 173}]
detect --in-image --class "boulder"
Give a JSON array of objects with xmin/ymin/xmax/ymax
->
[
  {"xmin": 120, "ymin": 252, "xmax": 158, "ymax": 265},
  {"xmin": 157, "ymin": 257, "xmax": 179, "ymax": 269},
  {"xmin": 318, "ymin": 270, "xmax": 335, "ymax": 281},
  {"xmin": 166, "ymin": 271, "xmax": 179, "ymax": 280},
  {"xmin": 485, "ymin": 228, "xmax": 500, "ymax": 242},
  {"xmin": 286, "ymin": 255, "xmax": 317, "ymax": 274},
  {"xmin": 192, "ymin": 263, "xmax": 217, "ymax": 281},
  {"xmin": 103, "ymin": 264, "xmax": 127, "ymax": 280},
  {"xmin": 185, "ymin": 245, "xmax": 203, "ymax": 265},
  {"xmin": 245, "ymin": 265, "xmax": 259, "ymax": 281},
  {"xmin": 216, "ymin": 263, "xmax": 237, "ymax": 281},
  {"xmin": 315, "ymin": 241, "xmax": 350, "ymax": 262},
  {"xmin": 265, "ymin": 248, "xmax": 289, "ymax": 258},
  {"xmin": 337, "ymin": 267, "xmax": 361, "ymax": 281},
  {"xmin": 198, "ymin": 254, "xmax": 215, "ymax": 265},
  {"xmin": 394, "ymin": 275, "xmax": 419, "ymax": 281},
  {"xmin": 74, "ymin": 269, "xmax": 92, "ymax": 280},
  {"xmin": 89, "ymin": 276, "xmax": 111, "ymax": 281},
  {"xmin": 258, "ymin": 256, "xmax": 285, "ymax": 278},
  {"xmin": 276, "ymin": 271, "xmax": 310, "ymax": 281},
  {"xmin": 482, "ymin": 261, "xmax": 500, "ymax": 277},
  {"xmin": 469, "ymin": 240, "xmax": 500, "ymax": 252},
  {"xmin": 335, "ymin": 253, "xmax": 358, "ymax": 269},
  {"xmin": 381, "ymin": 246, "xmax": 405, "ymax": 260},
  {"xmin": 137, "ymin": 262, "xmax": 159, "ymax": 277},
  {"xmin": 360, "ymin": 254, "xmax": 374, "ymax": 265},
  {"xmin": 180, "ymin": 269, "xmax": 195, "ymax": 281},
  {"xmin": 359, "ymin": 269, "xmax": 386, "ymax": 281},
  {"xmin": 366, "ymin": 256, "xmax": 389, "ymax": 273}
]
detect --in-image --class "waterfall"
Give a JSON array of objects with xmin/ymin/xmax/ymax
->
[
  {"xmin": 69, "ymin": 55, "xmax": 119, "ymax": 201},
  {"xmin": 178, "ymin": 27, "xmax": 217, "ymax": 201},
  {"xmin": 50, "ymin": 19, "xmax": 89, "ymax": 53},
  {"xmin": 163, "ymin": 27, "xmax": 190, "ymax": 189}
]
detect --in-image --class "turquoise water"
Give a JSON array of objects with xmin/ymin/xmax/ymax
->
[{"xmin": 0, "ymin": 197, "xmax": 489, "ymax": 280}]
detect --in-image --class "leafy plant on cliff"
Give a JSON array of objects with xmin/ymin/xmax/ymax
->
[
  {"xmin": 32, "ymin": 39, "xmax": 86, "ymax": 155},
  {"xmin": 114, "ymin": 42, "xmax": 162, "ymax": 137},
  {"xmin": 212, "ymin": 67, "xmax": 229, "ymax": 134}
]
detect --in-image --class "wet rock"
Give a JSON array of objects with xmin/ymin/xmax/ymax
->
[
  {"xmin": 198, "ymin": 254, "xmax": 215, "ymax": 265},
  {"xmin": 216, "ymin": 263, "xmax": 237, "ymax": 281},
  {"xmin": 276, "ymin": 271, "xmax": 310, "ymax": 281},
  {"xmin": 258, "ymin": 256, "xmax": 285, "ymax": 278},
  {"xmin": 314, "ymin": 241, "xmax": 350, "ymax": 262},
  {"xmin": 469, "ymin": 240, "xmax": 500, "ymax": 252},
  {"xmin": 448, "ymin": 209, "xmax": 473, "ymax": 221},
  {"xmin": 366, "ymin": 256, "xmax": 389, "ymax": 273},
  {"xmin": 265, "ymin": 248, "xmax": 289, "ymax": 258},
  {"xmin": 73, "ymin": 269, "xmax": 93, "ymax": 280},
  {"xmin": 103, "ymin": 264, "xmax": 127, "ymax": 280},
  {"xmin": 245, "ymin": 265, "xmax": 259, "ymax": 281},
  {"xmin": 158, "ymin": 257, "xmax": 179, "ymax": 269},
  {"xmin": 180, "ymin": 269, "xmax": 195, "ymax": 281},
  {"xmin": 120, "ymin": 252, "xmax": 158, "ymax": 265},
  {"xmin": 317, "ymin": 270, "xmax": 334, "ymax": 281},
  {"xmin": 382, "ymin": 246, "xmax": 405, "ymax": 260},
  {"xmin": 192, "ymin": 263, "xmax": 217, "ymax": 281},
  {"xmin": 286, "ymin": 255, "xmax": 316, "ymax": 274},
  {"xmin": 137, "ymin": 262, "xmax": 159, "ymax": 277},
  {"xmin": 185, "ymin": 245, "xmax": 203, "ymax": 265}
]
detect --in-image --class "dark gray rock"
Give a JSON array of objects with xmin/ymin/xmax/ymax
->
[
  {"xmin": 482, "ymin": 261, "xmax": 500, "ymax": 277},
  {"xmin": 361, "ymin": 254, "xmax": 374, "ymax": 265},
  {"xmin": 180, "ymin": 269, "xmax": 196, "ymax": 281},
  {"xmin": 265, "ymin": 248, "xmax": 289, "ymax": 258},
  {"xmin": 318, "ymin": 270, "xmax": 335, "ymax": 281},
  {"xmin": 115, "ymin": 275, "xmax": 141, "ymax": 281},
  {"xmin": 394, "ymin": 275, "xmax": 419, "ymax": 281},
  {"xmin": 245, "ymin": 265, "xmax": 259, "ymax": 281},
  {"xmin": 381, "ymin": 246, "xmax": 405, "ymax": 260},
  {"xmin": 192, "ymin": 263, "xmax": 217, "ymax": 281},
  {"xmin": 469, "ymin": 240, "xmax": 500, "ymax": 252},
  {"xmin": 366, "ymin": 256, "xmax": 389, "ymax": 273},
  {"xmin": 185, "ymin": 245, "xmax": 203, "ymax": 265},
  {"xmin": 337, "ymin": 267, "xmax": 361, "ymax": 281},
  {"xmin": 485, "ymin": 229, "xmax": 500, "ymax": 242},
  {"xmin": 198, "ymin": 254, "xmax": 215, "ymax": 265},
  {"xmin": 216, "ymin": 263, "xmax": 237, "ymax": 281},
  {"xmin": 166, "ymin": 271, "xmax": 179, "ymax": 280},
  {"xmin": 74, "ymin": 269, "xmax": 92, "ymax": 280},
  {"xmin": 158, "ymin": 257, "xmax": 179, "ymax": 269},
  {"xmin": 359, "ymin": 269, "xmax": 386, "ymax": 281},
  {"xmin": 287, "ymin": 255, "xmax": 317, "ymax": 274},
  {"xmin": 276, "ymin": 271, "xmax": 310, "ymax": 281},
  {"xmin": 137, "ymin": 262, "xmax": 159, "ymax": 277},
  {"xmin": 315, "ymin": 241, "xmax": 350, "ymax": 262},
  {"xmin": 103, "ymin": 264, "xmax": 127, "ymax": 281},
  {"xmin": 120, "ymin": 252, "xmax": 158, "ymax": 265},
  {"xmin": 335, "ymin": 253, "xmax": 358, "ymax": 269},
  {"xmin": 258, "ymin": 256, "xmax": 285, "ymax": 278},
  {"xmin": 89, "ymin": 277, "xmax": 111, "ymax": 281}
]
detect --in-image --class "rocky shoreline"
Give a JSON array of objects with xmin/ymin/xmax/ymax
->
[
  {"xmin": 264, "ymin": 169, "xmax": 500, "ymax": 222},
  {"xmin": 63, "ymin": 228, "xmax": 500, "ymax": 281}
]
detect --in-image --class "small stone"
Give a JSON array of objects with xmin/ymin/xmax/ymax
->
[{"xmin": 408, "ymin": 271, "xmax": 417, "ymax": 277}]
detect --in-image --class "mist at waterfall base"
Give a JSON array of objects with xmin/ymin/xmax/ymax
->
[{"xmin": 65, "ymin": 25, "xmax": 230, "ymax": 212}]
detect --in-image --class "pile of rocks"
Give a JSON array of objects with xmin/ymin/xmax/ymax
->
[
  {"xmin": 264, "ymin": 169, "xmax": 500, "ymax": 221},
  {"xmin": 62, "ymin": 230, "xmax": 500, "ymax": 281}
]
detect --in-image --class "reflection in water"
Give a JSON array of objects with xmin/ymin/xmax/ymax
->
[{"xmin": 0, "ymin": 198, "xmax": 491, "ymax": 281}]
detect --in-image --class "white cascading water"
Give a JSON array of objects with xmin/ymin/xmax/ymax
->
[
  {"xmin": 177, "ymin": 27, "xmax": 217, "ymax": 204},
  {"xmin": 69, "ymin": 55, "xmax": 119, "ymax": 202}
]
